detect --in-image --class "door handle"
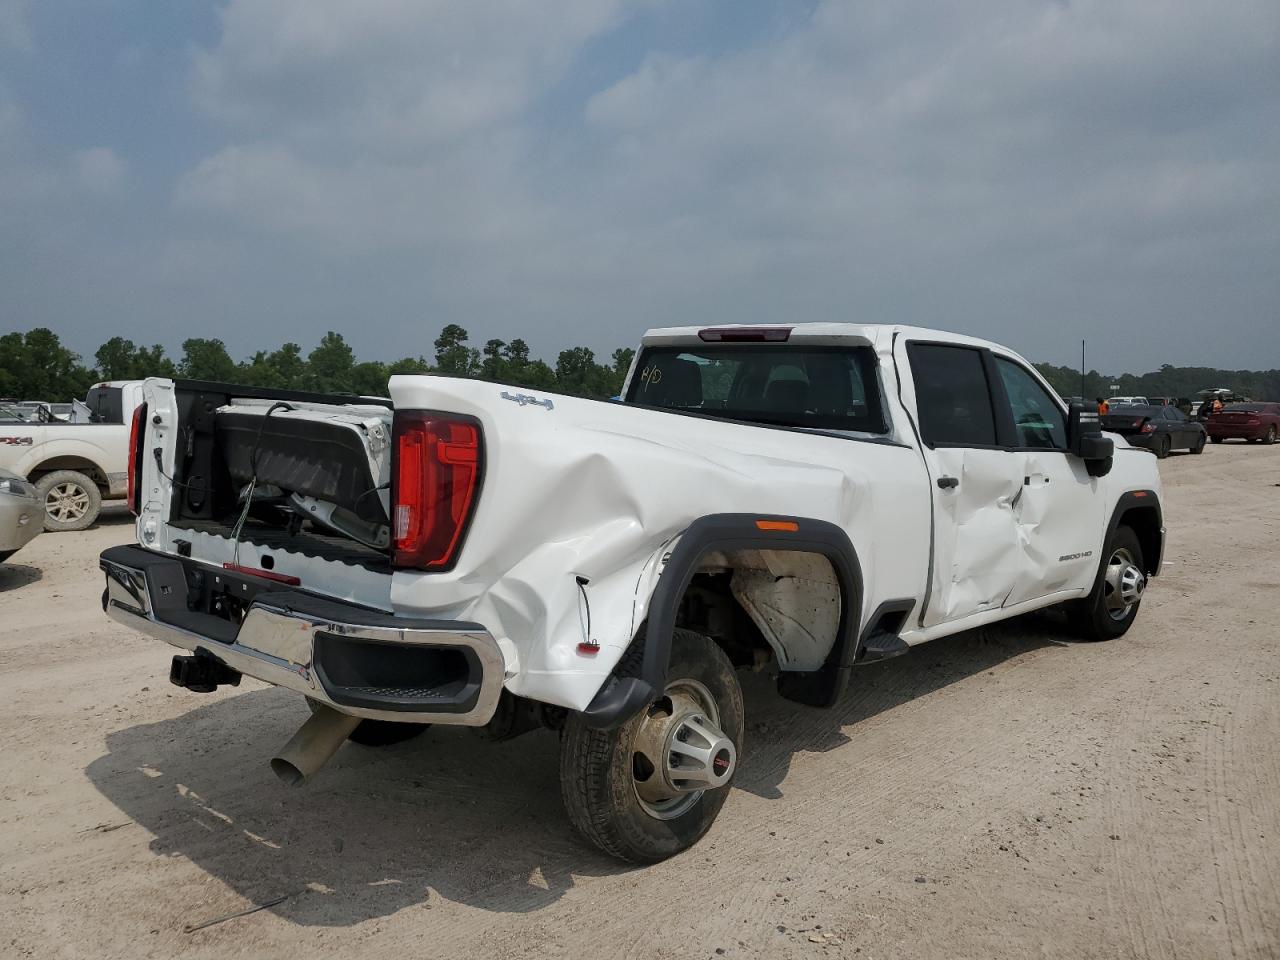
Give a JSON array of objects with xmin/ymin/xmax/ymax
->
[{"xmin": 936, "ymin": 476, "xmax": 959, "ymax": 490}]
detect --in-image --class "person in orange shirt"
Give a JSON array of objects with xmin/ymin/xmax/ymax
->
[{"xmin": 1096, "ymin": 397, "xmax": 1110, "ymax": 414}]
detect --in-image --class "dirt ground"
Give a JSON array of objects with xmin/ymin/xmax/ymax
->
[{"xmin": 1, "ymin": 445, "xmax": 1277, "ymax": 960}]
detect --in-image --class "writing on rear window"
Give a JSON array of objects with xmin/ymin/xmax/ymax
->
[{"xmin": 626, "ymin": 345, "xmax": 887, "ymax": 434}]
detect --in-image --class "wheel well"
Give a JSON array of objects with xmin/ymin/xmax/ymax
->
[
  {"xmin": 27, "ymin": 458, "xmax": 108, "ymax": 491},
  {"xmin": 673, "ymin": 548, "xmax": 844, "ymax": 673},
  {"xmin": 1118, "ymin": 506, "xmax": 1162, "ymax": 575},
  {"xmin": 673, "ymin": 571, "xmax": 770, "ymax": 669}
]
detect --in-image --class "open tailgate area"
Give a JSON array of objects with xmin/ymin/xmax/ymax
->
[{"xmin": 163, "ymin": 380, "xmax": 394, "ymax": 572}]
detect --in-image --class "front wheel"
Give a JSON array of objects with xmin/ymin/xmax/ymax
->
[
  {"xmin": 1066, "ymin": 526, "xmax": 1146, "ymax": 641},
  {"xmin": 1264, "ymin": 426, "xmax": 1277, "ymax": 445},
  {"xmin": 1211, "ymin": 435, "xmax": 1224, "ymax": 444},
  {"xmin": 560, "ymin": 629, "xmax": 744, "ymax": 863}
]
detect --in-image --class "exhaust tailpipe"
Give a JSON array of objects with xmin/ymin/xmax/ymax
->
[{"xmin": 270, "ymin": 704, "xmax": 362, "ymax": 787}]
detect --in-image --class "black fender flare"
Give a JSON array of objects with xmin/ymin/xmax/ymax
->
[
  {"xmin": 581, "ymin": 513, "xmax": 863, "ymax": 729},
  {"xmin": 1103, "ymin": 489, "xmax": 1164, "ymax": 577}
]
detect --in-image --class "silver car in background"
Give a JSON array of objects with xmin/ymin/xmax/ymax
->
[{"xmin": 0, "ymin": 468, "xmax": 42, "ymax": 563}]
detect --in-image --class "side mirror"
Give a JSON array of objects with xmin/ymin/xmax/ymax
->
[{"xmin": 1067, "ymin": 401, "xmax": 1114, "ymax": 477}]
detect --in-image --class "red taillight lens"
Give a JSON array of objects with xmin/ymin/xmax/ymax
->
[
  {"xmin": 1140, "ymin": 421, "xmax": 1155, "ymax": 433},
  {"xmin": 391, "ymin": 412, "xmax": 483, "ymax": 570},
  {"xmin": 128, "ymin": 403, "xmax": 147, "ymax": 515}
]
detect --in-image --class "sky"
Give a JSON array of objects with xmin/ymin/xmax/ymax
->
[{"xmin": 1, "ymin": 0, "xmax": 1277, "ymax": 373}]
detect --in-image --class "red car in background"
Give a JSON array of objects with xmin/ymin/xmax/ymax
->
[{"xmin": 1206, "ymin": 403, "xmax": 1280, "ymax": 444}]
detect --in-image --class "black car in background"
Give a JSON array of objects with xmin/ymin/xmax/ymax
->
[{"xmin": 1101, "ymin": 403, "xmax": 1207, "ymax": 458}]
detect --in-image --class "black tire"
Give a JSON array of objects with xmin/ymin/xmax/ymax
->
[
  {"xmin": 1190, "ymin": 433, "xmax": 1206, "ymax": 454},
  {"xmin": 1211, "ymin": 436, "xmax": 1224, "ymax": 444},
  {"xmin": 1154, "ymin": 436, "xmax": 1171, "ymax": 459},
  {"xmin": 34, "ymin": 470, "xmax": 101, "ymax": 531},
  {"xmin": 560, "ymin": 628, "xmax": 744, "ymax": 864},
  {"xmin": 306, "ymin": 699, "xmax": 428, "ymax": 746},
  {"xmin": 1066, "ymin": 526, "xmax": 1146, "ymax": 642},
  {"xmin": 1266, "ymin": 426, "xmax": 1278, "ymax": 445},
  {"xmin": 0, "ymin": 550, "xmax": 13, "ymax": 564}
]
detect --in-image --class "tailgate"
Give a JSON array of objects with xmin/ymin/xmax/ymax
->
[{"xmin": 138, "ymin": 380, "xmax": 396, "ymax": 608}]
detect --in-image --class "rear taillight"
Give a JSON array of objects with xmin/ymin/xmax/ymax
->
[
  {"xmin": 1140, "ymin": 421, "xmax": 1155, "ymax": 433},
  {"xmin": 391, "ymin": 411, "xmax": 483, "ymax": 570},
  {"xmin": 127, "ymin": 403, "xmax": 147, "ymax": 515}
]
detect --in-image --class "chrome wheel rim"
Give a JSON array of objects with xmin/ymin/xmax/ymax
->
[
  {"xmin": 1103, "ymin": 546, "xmax": 1145, "ymax": 621},
  {"xmin": 46, "ymin": 482, "xmax": 90, "ymax": 523},
  {"xmin": 631, "ymin": 678, "xmax": 736, "ymax": 821}
]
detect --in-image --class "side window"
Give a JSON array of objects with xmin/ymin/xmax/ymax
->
[
  {"xmin": 994, "ymin": 357, "xmax": 1067, "ymax": 450},
  {"xmin": 1165, "ymin": 407, "xmax": 1187, "ymax": 422},
  {"xmin": 907, "ymin": 344, "xmax": 997, "ymax": 446}
]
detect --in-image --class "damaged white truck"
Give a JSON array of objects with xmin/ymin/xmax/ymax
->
[{"xmin": 101, "ymin": 324, "xmax": 1164, "ymax": 862}]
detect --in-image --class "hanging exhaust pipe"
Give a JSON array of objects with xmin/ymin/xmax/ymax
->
[{"xmin": 270, "ymin": 704, "xmax": 362, "ymax": 787}]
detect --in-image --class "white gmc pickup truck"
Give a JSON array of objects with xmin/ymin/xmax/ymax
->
[{"xmin": 101, "ymin": 324, "xmax": 1163, "ymax": 862}]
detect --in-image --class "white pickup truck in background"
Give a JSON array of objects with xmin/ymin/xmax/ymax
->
[
  {"xmin": 0, "ymin": 381, "xmax": 143, "ymax": 530},
  {"xmin": 100, "ymin": 324, "xmax": 1164, "ymax": 862}
]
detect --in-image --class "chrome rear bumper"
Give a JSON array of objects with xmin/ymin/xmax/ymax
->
[{"xmin": 100, "ymin": 544, "xmax": 504, "ymax": 725}]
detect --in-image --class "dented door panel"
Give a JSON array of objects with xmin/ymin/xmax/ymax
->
[{"xmin": 924, "ymin": 447, "xmax": 1025, "ymax": 626}]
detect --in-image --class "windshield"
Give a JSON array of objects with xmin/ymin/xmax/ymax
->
[{"xmin": 626, "ymin": 345, "xmax": 887, "ymax": 433}]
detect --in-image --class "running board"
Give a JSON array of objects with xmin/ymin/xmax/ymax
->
[{"xmin": 857, "ymin": 629, "xmax": 910, "ymax": 663}]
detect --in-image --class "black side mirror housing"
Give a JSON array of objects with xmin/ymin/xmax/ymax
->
[{"xmin": 1067, "ymin": 400, "xmax": 1114, "ymax": 477}]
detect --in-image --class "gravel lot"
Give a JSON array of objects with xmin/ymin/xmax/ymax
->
[{"xmin": 2, "ymin": 444, "xmax": 1277, "ymax": 959}]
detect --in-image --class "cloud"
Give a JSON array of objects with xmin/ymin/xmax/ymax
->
[
  {"xmin": 73, "ymin": 147, "xmax": 127, "ymax": 195},
  {"xmin": 192, "ymin": 0, "xmax": 633, "ymax": 154},
  {"xmin": 3, "ymin": 0, "xmax": 1278, "ymax": 369}
]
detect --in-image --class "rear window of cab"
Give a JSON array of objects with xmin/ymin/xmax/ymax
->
[{"xmin": 625, "ymin": 345, "xmax": 887, "ymax": 434}]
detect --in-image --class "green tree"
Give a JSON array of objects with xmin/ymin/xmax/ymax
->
[
  {"xmin": 239, "ymin": 342, "xmax": 308, "ymax": 389},
  {"xmin": 0, "ymin": 328, "xmax": 96, "ymax": 399},
  {"xmin": 480, "ymin": 338, "xmax": 507, "ymax": 381},
  {"xmin": 94, "ymin": 337, "xmax": 176, "ymax": 381},
  {"xmin": 387, "ymin": 355, "xmax": 433, "ymax": 377},
  {"xmin": 349, "ymin": 361, "xmax": 390, "ymax": 397},
  {"xmin": 434, "ymin": 324, "xmax": 480, "ymax": 377},
  {"xmin": 608, "ymin": 347, "xmax": 636, "ymax": 396},
  {"xmin": 308, "ymin": 331, "xmax": 356, "ymax": 391},
  {"xmin": 179, "ymin": 338, "xmax": 238, "ymax": 382},
  {"xmin": 555, "ymin": 346, "xmax": 611, "ymax": 398},
  {"xmin": 0, "ymin": 332, "xmax": 28, "ymax": 397}
]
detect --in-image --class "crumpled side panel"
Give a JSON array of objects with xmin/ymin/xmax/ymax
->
[{"xmin": 386, "ymin": 375, "xmax": 931, "ymax": 711}]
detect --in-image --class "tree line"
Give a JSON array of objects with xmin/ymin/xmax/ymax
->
[
  {"xmin": 2, "ymin": 324, "xmax": 1277, "ymax": 404},
  {"xmin": 0, "ymin": 325, "xmax": 634, "ymax": 402},
  {"xmin": 1032, "ymin": 362, "xmax": 1280, "ymax": 403}
]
